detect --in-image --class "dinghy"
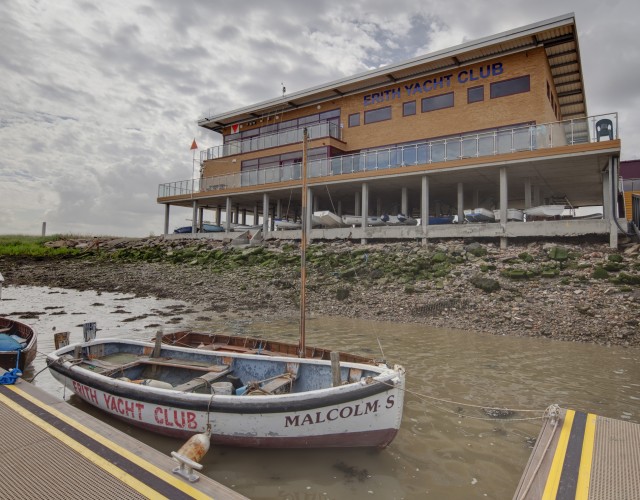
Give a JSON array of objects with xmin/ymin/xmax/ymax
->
[{"xmin": 0, "ymin": 317, "xmax": 37, "ymax": 372}]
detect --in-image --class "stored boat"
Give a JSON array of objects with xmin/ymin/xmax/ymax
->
[
  {"xmin": 341, "ymin": 215, "xmax": 385, "ymax": 226},
  {"xmin": 311, "ymin": 210, "xmax": 345, "ymax": 228},
  {"xmin": 493, "ymin": 208, "xmax": 524, "ymax": 222},
  {"xmin": 46, "ymin": 338, "xmax": 405, "ymax": 448},
  {"xmin": 275, "ymin": 219, "xmax": 302, "ymax": 230},
  {"xmin": 159, "ymin": 330, "xmax": 377, "ymax": 365},
  {"xmin": 0, "ymin": 317, "xmax": 37, "ymax": 371},
  {"xmin": 524, "ymin": 205, "xmax": 566, "ymax": 218}
]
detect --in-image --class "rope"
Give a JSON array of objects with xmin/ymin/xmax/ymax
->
[
  {"xmin": 325, "ymin": 185, "xmax": 337, "ymax": 214},
  {"xmin": 379, "ymin": 379, "xmax": 546, "ymax": 422}
]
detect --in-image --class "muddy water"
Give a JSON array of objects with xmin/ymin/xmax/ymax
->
[{"xmin": 1, "ymin": 285, "xmax": 638, "ymax": 500}]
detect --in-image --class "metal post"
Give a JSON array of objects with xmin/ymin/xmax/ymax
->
[
  {"xmin": 457, "ymin": 183, "xmax": 464, "ymax": 224},
  {"xmin": 41, "ymin": 222, "xmax": 46, "ymax": 237},
  {"xmin": 163, "ymin": 205, "xmax": 170, "ymax": 235}
]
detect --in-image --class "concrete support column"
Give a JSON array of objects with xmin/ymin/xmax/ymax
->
[
  {"xmin": 457, "ymin": 183, "xmax": 464, "ymax": 224},
  {"xmin": 191, "ymin": 201, "xmax": 198, "ymax": 234},
  {"xmin": 225, "ymin": 197, "xmax": 232, "ymax": 232},
  {"xmin": 270, "ymin": 204, "xmax": 276, "ymax": 231},
  {"xmin": 524, "ymin": 178, "xmax": 532, "ymax": 209},
  {"xmin": 337, "ymin": 200, "xmax": 342, "ymax": 217},
  {"xmin": 216, "ymin": 205, "xmax": 221, "ymax": 226},
  {"xmin": 376, "ymin": 197, "xmax": 382, "ymax": 216},
  {"xmin": 262, "ymin": 193, "xmax": 270, "ymax": 234},
  {"xmin": 473, "ymin": 190, "xmax": 479, "ymax": 209},
  {"xmin": 355, "ymin": 191, "xmax": 361, "ymax": 216},
  {"xmin": 198, "ymin": 207, "xmax": 204, "ymax": 232},
  {"xmin": 361, "ymin": 183, "xmax": 369, "ymax": 244},
  {"xmin": 499, "ymin": 166, "xmax": 508, "ymax": 249},
  {"xmin": 276, "ymin": 199, "xmax": 282, "ymax": 219},
  {"xmin": 241, "ymin": 209, "xmax": 247, "ymax": 225},
  {"xmin": 421, "ymin": 176, "xmax": 429, "ymax": 246},
  {"xmin": 533, "ymin": 186, "xmax": 541, "ymax": 207},
  {"xmin": 163, "ymin": 204, "xmax": 170, "ymax": 235},
  {"xmin": 607, "ymin": 157, "xmax": 619, "ymax": 248},
  {"xmin": 253, "ymin": 203, "xmax": 259, "ymax": 225},
  {"xmin": 234, "ymin": 203, "xmax": 240, "ymax": 224},
  {"xmin": 401, "ymin": 187, "xmax": 408, "ymax": 215}
]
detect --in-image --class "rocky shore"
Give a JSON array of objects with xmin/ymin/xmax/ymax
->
[{"xmin": 2, "ymin": 236, "xmax": 640, "ymax": 347}]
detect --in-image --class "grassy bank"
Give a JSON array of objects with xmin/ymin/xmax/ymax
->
[{"xmin": 0, "ymin": 235, "xmax": 84, "ymax": 258}]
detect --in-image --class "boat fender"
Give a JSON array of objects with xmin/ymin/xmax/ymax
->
[
  {"xmin": 132, "ymin": 379, "xmax": 174, "ymax": 389},
  {"xmin": 171, "ymin": 426, "xmax": 211, "ymax": 482}
]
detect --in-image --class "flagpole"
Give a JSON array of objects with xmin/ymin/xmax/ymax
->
[{"xmin": 190, "ymin": 138, "xmax": 198, "ymax": 198}]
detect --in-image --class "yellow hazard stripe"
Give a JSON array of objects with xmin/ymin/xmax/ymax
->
[
  {"xmin": 542, "ymin": 409, "xmax": 575, "ymax": 500},
  {"xmin": 575, "ymin": 413, "xmax": 597, "ymax": 499},
  {"xmin": 5, "ymin": 384, "xmax": 213, "ymax": 500}
]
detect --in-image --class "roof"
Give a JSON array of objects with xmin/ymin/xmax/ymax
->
[{"xmin": 199, "ymin": 13, "xmax": 586, "ymax": 133}]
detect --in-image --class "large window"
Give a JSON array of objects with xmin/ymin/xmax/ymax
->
[
  {"xmin": 348, "ymin": 113, "xmax": 360, "ymax": 127},
  {"xmin": 467, "ymin": 86, "xmax": 484, "ymax": 104},
  {"xmin": 403, "ymin": 101, "xmax": 416, "ymax": 116},
  {"xmin": 421, "ymin": 92, "xmax": 454, "ymax": 113},
  {"xmin": 364, "ymin": 106, "xmax": 392, "ymax": 124},
  {"xmin": 490, "ymin": 75, "xmax": 530, "ymax": 99}
]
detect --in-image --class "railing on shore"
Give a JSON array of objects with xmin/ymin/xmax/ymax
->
[{"xmin": 159, "ymin": 113, "xmax": 618, "ymax": 198}]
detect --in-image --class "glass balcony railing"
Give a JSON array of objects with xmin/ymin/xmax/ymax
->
[
  {"xmin": 200, "ymin": 121, "xmax": 341, "ymax": 161},
  {"xmin": 158, "ymin": 113, "xmax": 618, "ymax": 198}
]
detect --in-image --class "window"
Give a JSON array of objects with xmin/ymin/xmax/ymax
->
[
  {"xmin": 421, "ymin": 92, "xmax": 454, "ymax": 113},
  {"xmin": 490, "ymin": 75, "xmax": 530, "ymax": 99},
  {"xmin": 348, "ymin": 113, "xmax": 360, "ymax": 127},
  {"xmin": 467, "ymin": 86, "xmax": 484, "ymax": 104},
  {"xmin": 364, "ymin": 106, "xmax": 392, "ymax": 124},
  {"xmin": 403, "ymin": 101, "xmax": 416, "ymax": 116}
]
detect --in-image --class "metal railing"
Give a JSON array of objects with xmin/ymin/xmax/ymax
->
[
  {"xmin": 199, "ymin": 121, "xmax": 341, "ymax": 161},
  {"xmin": 158, "ymin": 113, "xmax": 618, "ymax": 198}
]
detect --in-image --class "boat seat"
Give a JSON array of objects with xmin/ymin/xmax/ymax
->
[
  {"xmin": 246, "ymin": 373, "xmax": 296, "ymax": 396},
  {"xmin": 174, "ymin": 367, "xmax": 232, "ymax": 392}
]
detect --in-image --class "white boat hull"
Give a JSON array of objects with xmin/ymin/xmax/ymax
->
[
  {"xmin": 493, "ymin": 208, "xmax": 524, "ymax": 221},
  {"xmin": 47, "ymin": 339, "xmax": 405, "ymax": 448},
  {"xmin": 524, "ymin": 204, "xmax": 566, "ymax": 218},
  {"xmin": 312, "ymin": 210, "xmax": 345, "ymax": 228}
]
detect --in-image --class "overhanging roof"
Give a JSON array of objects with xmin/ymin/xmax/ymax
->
[{"xmin": 199, "ymin": 13, "xmax": 586, "ymax": 133}]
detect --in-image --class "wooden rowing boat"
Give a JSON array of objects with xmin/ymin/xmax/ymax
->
[{"xmin": 0, "ymin": 317, "xmax": 37, "ymax": 372}]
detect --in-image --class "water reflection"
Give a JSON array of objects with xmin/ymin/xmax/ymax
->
[{"xmin": 1, "ymin": 285, "xmax": 638, "ymax": 499}]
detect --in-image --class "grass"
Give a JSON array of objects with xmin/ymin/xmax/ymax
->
[{"xmin": 0, "ymin": 234, "xmax": 84, "ymax": 257}]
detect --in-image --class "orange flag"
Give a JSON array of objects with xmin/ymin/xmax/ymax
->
[{"xmin": 190, "ymin": 138, "xmax": 198, "ymax": 150}]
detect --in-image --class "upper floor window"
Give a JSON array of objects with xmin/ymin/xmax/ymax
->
[
  {"xmin": 490, "ymin": 75, "xmax": 530, "ymax": 99},
  {"xmin": 403, "ymin": 101, "xmax": 416, "ymax": 116},
  {"xmin": 467, "ymin": 86, "xmax": 484, "ymax": 104},
  {"xmin": 421, "ymin": 92, "xmax": 454, "ymax": 113},
  {"xmin": 349, "ymin": 113, "xmax": 360, "ymax": 127},
  {"xmin": 364, "ymin": 106, "xmax": 392, "ymax": 124}
]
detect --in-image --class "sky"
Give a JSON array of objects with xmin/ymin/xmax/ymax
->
[{"xmin": 1, "ymin": 0, "xmax": 638, "ymax": 237}]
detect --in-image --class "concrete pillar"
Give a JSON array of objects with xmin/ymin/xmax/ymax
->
[
  {"xmin": 457, "ymin": 183, "xmax": 464, "ymax": 223},
  {"xmin": 253, "ymin": 203, "xmax": 259, "ymax": 225},
  {"xmin": 163, "ymin": 204, "xmax": 170, "ymax": 235},
  {"xmin": 524, "ymin": 178, "xmax": 532, "ymax": 209},
  {"xmin": 533, "ymin": 185, "xmax": 541, "ymax": 207},
  {"xmin": 608, "ymin": 157, "xmax": 619, "ymax": 248},
  {"xmin": 262, "ymin": 193, "xmax": 270, "ymax": 234},
  {"xmin": 376, "ymin": 197, "xmax": 382, "ymax": 216},
  {"xmin": 191, "ymin": 201, "xmax": 198, "ymax": 234},
  {"xmin": 401, "ymin": 187, "xmax": 408, "ymax": 216},
  {"xmin": 234, "ymin": 203, "xmax": 240, "ymax": 224},
  {"xmin": 241, "ymin": 209, "xmax": 247, "ymax": 225},
  {"xmin": 421, "ymin": 176, "xmax": 429, "ymax": 246},
  {"xmin": 198, "ymin": 207, "xmax": 204, "ymax": 232},
  {"xmin": 276, "ymin": 199, "xmax": 282, "ymax": 219},
  {"xmin": 355, "ymin": 191, "xmax": 361, "ymax": 216},
  {"xmin": 270, "ymin": 204, "xmax": 276, "ymax": 231},
  {"xmin": 473, "ymin": 190, "xmax": 479, "ymax": 209},
  {"xmin": 337, "ymin": 200, "xmax": 342, "ymax": 217},
  {"xmin": 500, "ymin": 167, "xmax": 508, "ymax": 249},
  {"xmin": 225, "ymin": 197, "xmax": 232, "ymax": 232},
  {"xmin": 215, "ymin": 205, "xmax": 221, "ymax": 226},
  {"xmin": 361, "ymin": 182, "xmax": 369, "ymax": 244}
]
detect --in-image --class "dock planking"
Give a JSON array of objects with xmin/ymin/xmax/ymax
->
[{"xmin": 0, "ymin": 371, "xmax": 246, "ymax": 500}]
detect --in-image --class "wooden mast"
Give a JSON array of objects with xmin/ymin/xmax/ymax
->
[{"xmin": 298, "ymin": 128, "xmax": 308, "ymax": 358}]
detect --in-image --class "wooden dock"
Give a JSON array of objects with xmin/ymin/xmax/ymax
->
[
  {"xmin": 0, "ymin": 372, "xmax": 246, "ymax": 500},
  {"xmin": 514, "ymin": 405, "xmax": 640, "ymax": 499}
]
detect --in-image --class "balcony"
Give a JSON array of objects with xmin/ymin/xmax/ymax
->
[
  {"xmin": 159, "ymin": 114, "xmax": 618, "ymax": 198},
  {"xmin": 199, "ymin": 121, "xmax": 341, "ymax": 161}
]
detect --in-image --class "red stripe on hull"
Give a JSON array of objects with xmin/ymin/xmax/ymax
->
[{"xmin": 116, "ymin": 416, "xmax": 398, "ymax": 448}]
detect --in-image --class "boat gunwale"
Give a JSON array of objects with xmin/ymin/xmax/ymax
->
[{"xmin": 47, "ymin": 338, "xmax": 404, "ymax": 414}]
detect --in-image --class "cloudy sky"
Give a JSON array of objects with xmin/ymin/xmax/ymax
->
[{"xmin": 1, "ymin": 0, "xmax": 638, "ymax": 237}]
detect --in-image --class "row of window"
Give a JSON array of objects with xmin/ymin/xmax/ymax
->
[
  {"xmin": 349, "ymin": 75, "xmax": 531, "ymax": 127},
  {"xmin": 226, "ymin": 109, "xmax": 340, "ymax": 143}
]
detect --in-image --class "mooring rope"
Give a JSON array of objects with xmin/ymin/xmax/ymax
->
[{"xmin": 379, "ymin": 379, "xmax": 547, "ymax": 422}]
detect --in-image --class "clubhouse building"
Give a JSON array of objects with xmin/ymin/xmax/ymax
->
[{"xmin": 158, "ymin": 13, "xmax": 623, "ymax": 248}]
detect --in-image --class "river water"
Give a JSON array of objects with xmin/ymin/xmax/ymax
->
[{"xmin": 1, "ymin": 285, "xmax": 638, "ymax": 499}]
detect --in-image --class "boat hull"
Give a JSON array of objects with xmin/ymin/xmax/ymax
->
[
  {"xmin": 0, "ymin": 318, "xmax": 37, "ymax": 371},
  {"xmin": 47, "ymin": 339, "xmax": 405, "ymax": 448}
]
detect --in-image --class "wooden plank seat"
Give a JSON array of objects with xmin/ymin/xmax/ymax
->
[
  {"xmin": 174, "ymin": 367, "xmax": 232, "ymax": 392},
  {"xmin": 245, "ymin": 373, "xmax": 296, "ymax": 396}
]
